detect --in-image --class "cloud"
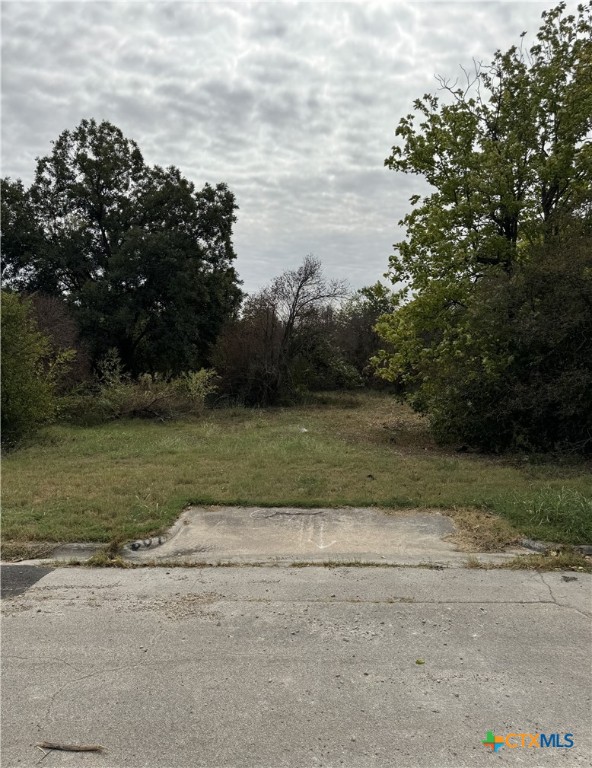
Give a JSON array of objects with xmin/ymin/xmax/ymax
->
[{"xmin": 1, "ymin": 0, "xmax": 570, "ymax": 293}]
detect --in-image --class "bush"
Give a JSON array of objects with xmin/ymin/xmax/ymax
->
[
  {"xmin": 287, "ymin": 333, "xmax": 363, "ymax": 394},
  {"xmin": 29, "ymin": 293, "xmax": 91, "ymax": 390},
  {"xmin": 375, "ymin": 234, "xmax": 592, "ymax": 453},
  {"xmin": 1, "ymin": 292, "xmax": 56, "ymax": 447},
  {"xmin": 61, "ymin": 350, "xmax": 218, "ymax": 423},
  {"xmin": 213, "ymin": 298, "xmax": 364, "ymax": 406},
  {"xmin": 432, "ymin": 238, "xmax": 592, "ymax": 452}
]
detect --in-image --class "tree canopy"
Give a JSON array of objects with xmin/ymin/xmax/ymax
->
[
  {"xmin": 1, "ymin": 119, "xmax": 242, "ymax": 375},
  {"xmin": 375, "ymin": 2, "xmax": 592, "ymax": 452},
  {"xmin": 385, "ymin": 1, "xmax": 591, "ymax": 291}
]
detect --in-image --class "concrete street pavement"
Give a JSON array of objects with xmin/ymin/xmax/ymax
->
[{"xmin": 1, "ymin": 566, "xmax": 591, "ymax": 768}]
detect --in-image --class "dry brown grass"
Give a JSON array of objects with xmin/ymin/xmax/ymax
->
[
  {"xmin": 310, "ymin": 391, "xmax": 436, "ymax": 451},
  {"xmin": 443, "ymin": 507, "xmax": 521, "ymax": 552}
]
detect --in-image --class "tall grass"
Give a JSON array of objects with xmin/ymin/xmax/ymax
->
[
  {"xmin": 492, "ymin": 488, "xmax": 592, "ymax": 544},
  {"xmin": 2, "ymin": 392, "xmax": 590, "ymax": 544}
]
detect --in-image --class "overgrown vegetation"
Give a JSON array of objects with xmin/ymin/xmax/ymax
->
[
  {"xmin": 1, "ymin": 292, "xmax": 67, "ymax": 448},
  {"xmin": 468, "ymin": 551, "xmax": 592, "ymax": 572},
  {"xmin": 215, "ymin": 256, "xmax": 358, "ymax": 405},
  {"xmin": 376, "ymin": 237, "xmax": 592, "ymax": 452},
  {"xmin": 1, "ymin": 5, "xmax": 591, "ymax": 566},
  {"xmin": 0, "ymin": 541, "xmax": 59, "ymax": 562},
  {"xmin": 2, "ymin": 393, "xmax": 590, "ymax": 545},
  {"xmin": 375, "ymin": 2, "xmax": 592, "ymax": 453},
  {"xmin": 495, "ymin": 487, "xmax": 592, "ymax": 545},
  {"xmin": 213, "ymin": 260, "xmax": 398, "ymax": 406},
  {"xmin": 62, "ymin": 350, "xmax": 218, "ymax": 423}
]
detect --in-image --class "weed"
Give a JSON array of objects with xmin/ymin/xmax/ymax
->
[
  {"xmin": 500, "ymin": 550, "xmax": 592, "ymax": 572},
  {"xmin": 465, "ymin": 555, "xmax": 482, "ymax": 569},
  {"xmin": 2, "ymin": 392, "xmax": 591, "ymax": 544},
  {"xmin": 85, "ymin": 539, "xmax": 133, "ymax": 567},
  {"xmin": 85, "ymin": 550, "xmax": 134, "ymax": 568},
  {"xmin": 462, "ymin": 550, "xmax": 592, "ymax": 572},
  {"xmin": 491, "ymin": 488, "xmax": 592, "ymax": 545},
  {"xmin": 524, "ymin": 488, "xmax": 591, "ymax": 539}
]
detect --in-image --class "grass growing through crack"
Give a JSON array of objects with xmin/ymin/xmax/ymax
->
[
  {"xmin": 466, "ymin": 551, "xmax": 592, "ymax": 572},
  {"xmin": 2, "ymin": 391, "xmax": 591, "ymax": 545}
]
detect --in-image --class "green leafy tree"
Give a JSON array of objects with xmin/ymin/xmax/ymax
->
[
  {"xmin": 376, "ymin": 234, "xmax": 592, "ymax": 451},
  {"xmin": 2, "ymin": 119, "xmax": 242, "ymax": 375},
  {"xmin": 1, "ymin": 293, "xmax": 56, "ymax": 447},
  {"xmin": 375, "ymin": 2, "xmax": 592, "ymax": 451},
  {"xmin": 0, "ymin": 178, "xmax": 45, "ymax": 289},
  {"xmin": 334, "ymin": 283, "xmax": 400, "ymax": 382},
  {"xmin": 385, "ymin": 2, "xmax": 591, "ymax": 290}
]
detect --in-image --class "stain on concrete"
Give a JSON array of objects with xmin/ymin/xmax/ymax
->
[{"xmin": 1, "ymin": 565, "xmax": 54, "ymax": 599}]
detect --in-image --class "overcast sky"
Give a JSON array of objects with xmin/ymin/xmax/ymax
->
[{"xmin": 1, "ymin": 1, "xmax": 571, "ymax": 294}]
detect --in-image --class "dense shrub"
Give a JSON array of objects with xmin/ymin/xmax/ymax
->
[
  {"xmin": 29, "ymin": 294, "xmax": 91, "ymax": 390},
  {"xmin": 212, "ymin": 261, "xmax": 385, "ymax": 406},
  {"xmin": 333, "ymin": 284, "xmax": 399, "ymax": 385},
  {"xmin": 1, "ymin": 292, "xmax": 56, "ymax": 447},
  {"xmin": 375, "ymin": 235, "xmax": 592, "ymax": 453},
  {"xmin": 62, "ymin": 350, "xmax": 218, "ymax": 423},
  {"xmin": 213, "ymin": 309, "xmax": 363, "ymax": 406},
  {"xmin": 286, "ymin": 324, "xmax": 363, "ymax": 395},
  {"xmin": 212, "ymin": 298, "xmax": 283, "ymax": 406}
]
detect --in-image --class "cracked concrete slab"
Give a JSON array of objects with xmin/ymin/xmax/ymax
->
[
  {"xmin": 2, "ymin": 567, "xmax": 591, "ymax": 767},
  {"xmin": 122, "ymin": 506, "xmax": 520, "ymax": 566}
]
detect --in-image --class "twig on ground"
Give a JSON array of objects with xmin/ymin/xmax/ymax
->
[{"xmin": 37, "ymin": 741, "xmax": 104, "ymax": 753}]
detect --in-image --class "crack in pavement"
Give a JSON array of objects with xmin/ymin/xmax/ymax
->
[
  {"xmin": 43, "ymin": 661, "xmax": 153, "ymax": 722},
  {"xmin": 2, "ymin": 655, "xmax": 80, "ymax": 673},
  {"xmin": 538, "ymin": 572, "xmax": 592, "ymax": 619},
  {"xmin": 251, "ymin": 509, "xmax": 325, "ymax": 519},
  {"xmin": 6, "ymin": 595, "xmax": 584, "ymax": 606},
  {"xmin": 3, "ymin": 654, "xmax": 92, "ymax": 739}
]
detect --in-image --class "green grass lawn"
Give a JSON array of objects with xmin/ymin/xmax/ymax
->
[{"xmin": 2, "ymin": 392, "xmax": 591, "ymax": 546}]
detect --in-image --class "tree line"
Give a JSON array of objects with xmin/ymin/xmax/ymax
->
[
  {"xmin": 0, "ymin": 118, "xmax": 389, "ymax": 444},
  {"xmin": 2, "ymin": 2, "xmax": 591, "ymax": 452}
]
